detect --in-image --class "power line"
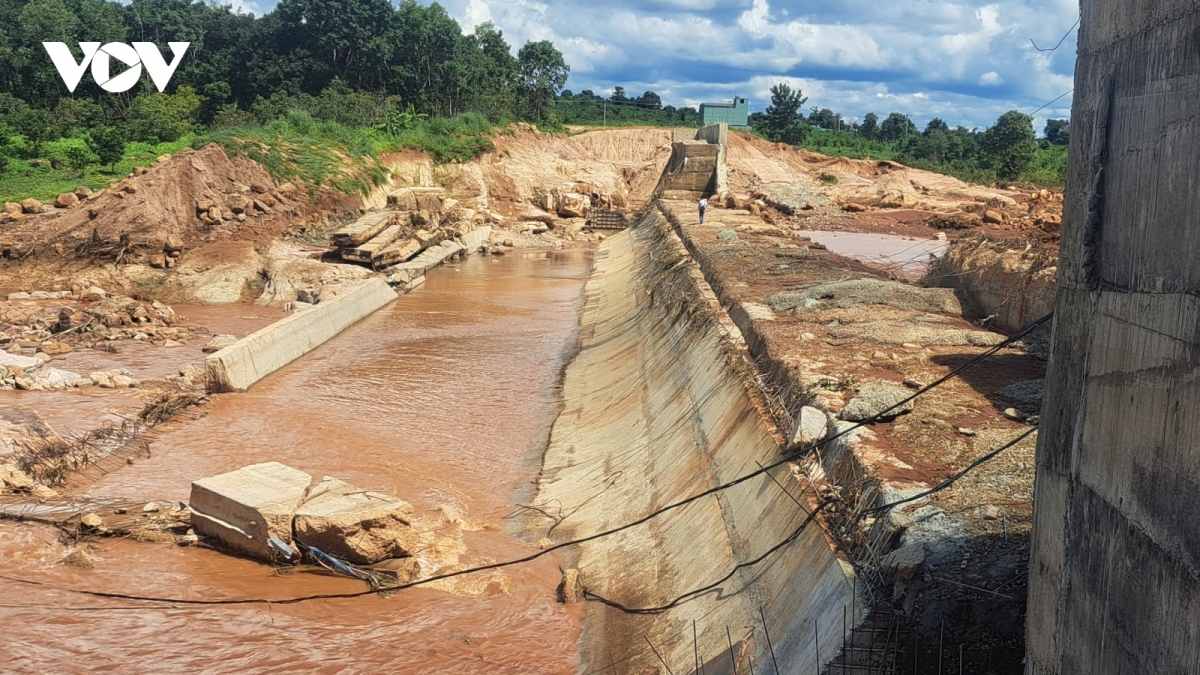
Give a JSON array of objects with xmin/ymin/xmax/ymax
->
[
  {"xmin": 0, "ymin": 312, "xmax": 1053, "ymax": 609},
  {"xmin": 1031, "ymin": 20, "xmax": 1079, "ymax": 52},
  {"xmin": 1029, "ymin": 89, "xmax": 1073, "ymax": 117}
]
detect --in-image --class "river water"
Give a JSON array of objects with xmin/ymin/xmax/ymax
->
[{"xmin": 0, "ymin": 249, "xmax": 593, "ymax": 674}]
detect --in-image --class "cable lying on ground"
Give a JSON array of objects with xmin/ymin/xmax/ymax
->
[{"xmin": 0, "ymin": 312, "xmax": 1053, "ymax": 608}]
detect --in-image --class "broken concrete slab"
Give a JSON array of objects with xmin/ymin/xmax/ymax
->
[
  {"xmin": 790, "ymin": 406, "xmax": 828, "ymax": 448},
  {"xmin": 293, "ymin": 477, "xmax": 419, "ymax": 565},
  {"xmin": 189, "ymin": 462, "xmax": 312, "ymax": 562}
]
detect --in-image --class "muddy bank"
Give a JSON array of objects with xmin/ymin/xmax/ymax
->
[
  {"xmin": 655, "ymin": 198, "xmax": 1044, "ymax": 673},
  {"xmin": 533, "ymin": 212, "xmax": 850, "ymax": 675},
  {"xmin": 0, "ymin": 250, "xmax": 592, "ymax": 674}
]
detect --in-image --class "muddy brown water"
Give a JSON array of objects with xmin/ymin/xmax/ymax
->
[
  {"xmin": 0, "ymin": 250, "xmax": 592, "ymax": 674},
  {"xmin": 795, "ymin": 229, "xmax": 949, "ymax": 280}
]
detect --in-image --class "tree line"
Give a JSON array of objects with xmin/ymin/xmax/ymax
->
[
  {"xmin": 750, "ymin": 83, "xmax": 1070, "ymax": 185},
  {"xmin": 0, "ymin": 0, "xmax": 570, "ymax": 177}
]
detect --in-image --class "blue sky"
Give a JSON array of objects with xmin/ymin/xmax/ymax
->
[
  {"xmin": 440, "ymin": 0, "xmax": 1079, "ymax": 132},
  {"xmin": 248, "ymin": 0, "xmax": 1080, "ymax": 132}
]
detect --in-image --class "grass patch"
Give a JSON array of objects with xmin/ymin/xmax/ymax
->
[
  {"xmin": 196, "ymin": 111, "xmax": 496, "ymax": 196},
  {"xmin": 0, "ymin": 138, "xmax": 191, "ymax": 204}
]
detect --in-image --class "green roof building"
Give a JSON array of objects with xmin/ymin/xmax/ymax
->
[{"xmin": 700, "ymin": 98, "xmax": 749, "ymax": 127}]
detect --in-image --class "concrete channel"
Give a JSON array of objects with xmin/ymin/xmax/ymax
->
[{"xmin": 534, "ymin": 211, "xmax": 852, "ymax": 675}]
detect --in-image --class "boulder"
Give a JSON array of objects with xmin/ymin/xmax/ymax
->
[
  {"xmin": 839, "ymin": 383, "xmax": 915, "ymax": 421},
  {"xmin": 2, "ymin": 202, "xmax": 19, "ymax": 214},
  {"xmin": 73, "ymin": 186, "xmax": 93, "ymax": 198},
  {"xmin": 164, "ymin": 234, "xmax": 185, "ymax": 253},
  {"xmin": 557, "ymin": 192, "xmax": 590, "ymax": 218},
  {"xmin": 54, "ymin": 193, "xmax": 79, "ymax": 209},
  {"xmin": 189, "ymin": 462, "xmax": 313, "ymax": 562},
  {"xmin": 80, "ymin": 286, "xmax": 107, "ymax": 301},
  {"xmin": 879, "ymin": 543, "xmax": 927, "ymax": 580},
  {"xmin": 982, "ymin": 210, "xmax": 1004, "ymax": 224},
  {"xmin": 790, "ymin": 406, "xmax": 828, "ymax": 448},
  {"xmin": 149, "ymin": 254, "xmax": 168, "ymax": 269},
  {"xmin": 19, "ymin": 198, "xmax": 40, "ymax": 214},
  {"xmin": 293, "ymin": 477, "xmax": 419, "ymax": 565}
]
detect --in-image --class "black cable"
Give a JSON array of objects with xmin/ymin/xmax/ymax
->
[
  {"xmin": 1030, "ymin": 20, "xmax": 1079, "ymax": 52},
  {"xmin": 584, "ymin": 500, "xmax": 836, "ymax": 614},
  {"xmin": 0, "ymin": 312, "xmax": 1053, "ymax": 608},
  {"xmin": 861, "ymin": 425, "xmax": 1038, "ymax": 516}
]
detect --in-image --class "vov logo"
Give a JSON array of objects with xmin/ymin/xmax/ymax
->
[{"xmin": 42, "ymin": 42, "xmax": 190, "ymax": 93}]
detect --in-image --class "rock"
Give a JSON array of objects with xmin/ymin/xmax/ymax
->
[
  {"xmin": 557, "ymin": 568, "xmax": 584, "ymax": 603},
  {"xmin": 19, "ymin": 198, "xmax": 40, "ymax": 214},
  {"xmin": 73, "ymin": 186, "xmax": 93, "ymax": 198},
  {"xmin": 880, "ymin": 543, "xmax": 927, "ymax": 580},
  {"xmin": 111, "ymin": 374, "xmax": 134, "ymax": 388},
  {"xmin": 0, "ymin": 464, "xmax": 33, "ymax": 489},
  {"xmin": 80, "ymin": 286, "xmax": 107, "ymax": 301},
  {"xmin": 1003, "ymin": 407, "xmax": 1027, "ymax": 421},
  {"xmin": 997, "ymin": 379, "xmax": 1044, "ymax": 407},
  {"xmin": 293, "ymin": 477, "xmax": 419, "ymax": 565},
  {"xmin": 843, "ymin": 202, "xmax": 869, "ymax": 212},
  {"xmin": 717, "ymin": 229, "xmax": 739, "ymax": 241},
  {"xmin": 6, "ymin": 292, "xmax": 29, "ymax": 300},
  {"xmin": 61, "ymin": 548, "xmax": 96, "ymax": 568},
  {"xmin": 54, "ymin": 192, "xmax": 79, "ymax": 208},
  {"xmin": 296, "ymin": 288, "xmax": 320, "ymax": 305},
  {"xmin": 89, "ymin": 371, "xmax": 114, "ymax": 388},
  {"xmin": 149, "ymin": 254, "xmax": 168, "ymax": 269},
  {"xmin": 790, "ymin": 406, "xmax": 828, "ymax": 448},
  {"xmin": 982, "ymin": 210, "xmax": 1004, "ymax": 224},
  {"xmin": 30, "ymin": 485, "xmax": 57, "ymax": 499},
  {"xmin": 250, "ymin": 182, "xmax": 269, "ymax": 194},
  {"xmin": 142, "ymin": 502, "xmax": 160, "ymax": 513},
  {"xmin": 177, "ymin": 533, "xmax": 200, "ymax": 546},
  {"xmin": 800, "ymin": 332, "xmax": 816, "ymax": 340},
  {"xmin": 537, "ymin": 537, "xmax": 554, "ymax": 550},
  {"xmin": 203, "ymin": 334, "xmax": 239, "ymax": 353},
  {"xmin": 163, "ymin": 339, "xmax": 184, "ymax": 348},
  {"xmin": 164, "ymin": 235, "xmax": 184, "ymax": 253},
  {"xmin": 840, "ymin": 383, "xmax": 915, "ymax": 421},
  {"xmin": 80, "ymin": 512, "xmax": 104, "ymax": 529},
  {"xmin": 2, "ymin": 202, "xmax": 19, "ymax": 214},
  {"xmin": 557, "ymin": 193, "xmax": 591, "ymax": 219},
  {"xmin": 984, "ymin": 505, "xmax": 1001, "ymax": 520},
  {"xmin": 190, "ymin": 462, "xmax": 313, "ymax": 562}
]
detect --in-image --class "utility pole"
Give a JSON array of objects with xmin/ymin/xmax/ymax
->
[{"xmin": 603, "ymin": 99, "xmax": 607, "ymax": 128}]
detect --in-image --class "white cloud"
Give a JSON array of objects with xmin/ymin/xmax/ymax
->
[{"xmin": 417, "ymin": 0, "xmax": 1079, "ymax": 128}]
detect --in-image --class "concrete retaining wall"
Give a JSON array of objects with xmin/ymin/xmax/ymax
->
[
  {"xmin": 1026, "ymin": 0, "xmax": 1200, "ymax": 672},
  {"xmin": 535, "ymin": 213, "xmax": 851, "ymax": 674},
  {"xmin": 206, "ymin": 278, "xmax": 397, "ymax": 393}
]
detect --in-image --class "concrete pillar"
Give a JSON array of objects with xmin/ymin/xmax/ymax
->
[{"xmin": 1026, "ymin": 1, "xmax": 1200, "ymax": 673}]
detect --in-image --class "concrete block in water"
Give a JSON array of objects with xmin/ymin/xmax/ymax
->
[
  {"xmin": 189, "ymin": 462, "xmax": 312, "ymax": 562},
  {"xmin": 457, "ymin": 225, "xmax": 492, "ymax": 253},
  {"xmin": 293, "ymin": 477, "xmax": 419, "ymax": 564},
  {"xmin": 206, "ymin": 278, "xmax": 397, "ymax": 393}
]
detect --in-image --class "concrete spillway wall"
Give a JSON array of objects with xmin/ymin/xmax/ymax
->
[
  {"xmin": 206, "ymin": 278, "xmax": 397, "ymax": 393},
  {"xmin": 1026, "ymin": 0, "xmax": 1200, "ymax": 672},
  {"xmin": 535, "ymin": 211, "xmax": 851, "ymax": 674}
]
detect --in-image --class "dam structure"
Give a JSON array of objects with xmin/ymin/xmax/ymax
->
[
  {"xmin": 1026, "ymin": 0, "xmax": 1200, "ymax": 672},
  {"xmin": 532, "ymin": 180, "xmax": 856, "ymax": 672}
]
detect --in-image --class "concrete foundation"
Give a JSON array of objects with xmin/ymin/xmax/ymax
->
[
  {"xmin": 535, "ymin": 212, "xmax": 851, "ymax": 675},
  {"xmin": 205, "ymin": 278, "xmax": 397, "ymax": 393},
  {"xmin": 1025, "ymin": 1, "xmax": 1200, "ymax": 672}
]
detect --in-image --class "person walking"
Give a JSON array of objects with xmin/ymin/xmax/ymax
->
[{"xmin": 698, "ymin": 197, "xmax": 708, "ymax": 224}]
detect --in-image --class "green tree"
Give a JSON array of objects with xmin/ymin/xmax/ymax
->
[
  {"xmin": 761, "ymin": 83, "xmax": 807, "ymax": 141},
  {"xmin": 984, "ymin": 110, "xmax": 1037, "ymax": 180},
  {"xmin": 11, "ymin": 106, "xmax": 54, "ymax": 157},
  {"xmin": 517, "ymin": 40, "xmax": 569, "ymax": 122},
  {"xmin": 859, "ymin": 112, "xmax": 879, "ymax": 140},
  {"xmin": 64, "ymin": 143, "xmax": 94, "ymax": 175},
  {"xmin": 879, "ymin": 112, "xmax": 917, "ymax": 142},
  {"xmin": 637, "ymin": 91, "xmax": 662, "ymax": 110},
  {"xmin": 125, "ymin": 86, "xmax": 204, "ymax": 142},
  {"xmin": 1044, "ymin": 119, "xmax": 1070, "ymax": 145},
  {"xmin": 924, "ymin": 118, "xmax": 949, "ymax": 135},
  {"xmin": 87, "ymin": 126, "xmax": 125, "ymax": 170},
  {"xmin": 275, "ymin": 0, "xmax": 394, "ymax": 88}
]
